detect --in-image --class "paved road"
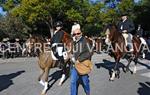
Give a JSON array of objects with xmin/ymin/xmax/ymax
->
[{"xmin": 0, "ymin": 53, "xmax": 150, "ymax": 95}]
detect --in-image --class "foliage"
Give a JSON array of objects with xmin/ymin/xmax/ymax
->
[
  {"xmin": 0, "ymin": 0, "xmax": 150, "ymax": 38},
  {"xmin": 0, "ymin": 14, "xmax": 30, "ymax": 39},
  {"xmin": 133, "ymin": 0, "xmax": 150, "ymax": 36}
]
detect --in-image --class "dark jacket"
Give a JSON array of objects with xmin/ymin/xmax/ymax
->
[
  {"xmin": 118, "ymin": 19, "xmax": 135, "ymax": 33},
  {"xmin": 73, "ymin": 36, "xmax": 92, "ymax": 62},
  {"xmin": 136, "ymin": 28, "xmax": 144, "ymax": 37},
  {"xmin": 51, "ymin": 30, "xmax": 64, "ymax": 44}
]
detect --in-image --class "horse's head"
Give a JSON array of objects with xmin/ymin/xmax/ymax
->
[
  {"xmin": 25, "ymin": 35, "xmax": 47, "ymax": 56},
  {"xmin": 85, "ymin": 36, "xmax": 95, "ymax": 52},
  {"xmin": 104, "ymin": 24, "xmax": 118, "ymax": 45},
  {"xmin": 25, "ymin": 36, "xmax": 36, "ymax": 55}
]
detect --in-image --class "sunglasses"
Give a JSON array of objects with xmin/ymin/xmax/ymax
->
[{"xmin": 73, "ymin": 33, "xmax": 81, "ymax": 36}]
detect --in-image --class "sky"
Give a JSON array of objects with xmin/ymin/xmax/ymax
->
[{"xmin": 0, "ymin": 7, "xmax": 6, "ymax": 15}]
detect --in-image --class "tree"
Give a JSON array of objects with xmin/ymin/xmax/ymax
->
[
  {"xmin": 0, "ymin": 14, "xmax": 30, "ymax": 39},
  {"xmin": 9, "ymin": 0, "xmax": 106, "ymax": 36},
  {"xmin": 0, "ymin": 0, "xmax": 21, "ymax": 11},
  {"xmin": 1, "ymin": 0, "xmax": 143, "ymax": 38},
  {"xmin": 134, "ymin": 0, "xmax": 150, "ymax": 32}
]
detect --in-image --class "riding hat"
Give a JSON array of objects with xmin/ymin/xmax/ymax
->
[
  {"xmin": 121, "ymin": 13, "xmax": 128, "ymax": 16},
  {"xmin": 55, "ymin": 21, "xmax": 63, "ymax": 27}
]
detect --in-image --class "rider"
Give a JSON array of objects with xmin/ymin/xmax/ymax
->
[
  {"xmin": 136, "ymin": 24, "xmax": 144, "ymax": 37},
  {"xmin": 51, "ymin": 21, "xmax": 65, "ymax": 69},
  {"xmin": 117, "ymin": 13, "xmax": 135, "ymax": 52},
  {"xmin": 136, "ymin": 24, "xmax": 147, "ymax": 45},
  {"xmin": 136, "ymin": 24, "xmax": 147, "ymax": 58}
]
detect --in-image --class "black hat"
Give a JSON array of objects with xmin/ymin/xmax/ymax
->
[
  {"xmin": 121, "ymin": 13, "xmax": 128, "ymax": 16},
  {"xmin": 55, "ymin": 21, "xmax": 63, "ymax": 27}
]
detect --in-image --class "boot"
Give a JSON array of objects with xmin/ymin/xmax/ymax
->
[
  {"xmin": 58, "ymin": 56, "xmax": 65, "ymax": 69},
  {"xmin": 128, "ymin": 44, "xmax": 133, "ymax": 52}
]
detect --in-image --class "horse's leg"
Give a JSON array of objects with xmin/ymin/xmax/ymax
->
[
  {"xmin": 133, "ymin": 58, "xmax": 138, "ymax": 74},
  {"xmin": 38, "ymin": 69, "xmax": 45, "ymax": 86},
  {"xmin": 58, "ymin": 62, "xmax": 67, "ymax": 86},
  {"xmin": 41, "ymin": 67, "xmax": 49, "ymax": 95},
  {"xmin": 115, "ymin": 63, "xmax": 120, "ymax": 79},
  {"xmin": 110, "ymin": 55, "xmax": 121, "ymax": 81},
  {"xmin": 125, "ymin": 58, "xmax": 132, "ymax": 73},
  {"xmin": 110, "ymin": 62, "xmax": 118, "ymax": 81}
]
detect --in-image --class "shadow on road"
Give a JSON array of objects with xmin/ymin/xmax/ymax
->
[
  {"xmin": 145, "ymin": 52, "xmax": 150, "ymax": 60},
  {"xmin": 137, "ymin": 82, "xmax": 150, "ymax": 95},
  {"xmin": 48, "ymin": 70, "xmax": 62, "ymax": 88},
  {"xmin": 0, "ymin": 70, "xmax": 25, "ymax": 92},
  {"xmin": 95, "ymin": 59, "xmax": 126, "ymax": 77},
  {"xmin": 48, "ymin": 67, "xmax": 70, "ymax": 89},
  {"xmin": 138, "ymin": 61, "xmax": 150, "ymax": 69}
]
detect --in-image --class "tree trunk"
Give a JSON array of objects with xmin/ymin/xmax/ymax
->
[{"xmin": 45, "ymin": 21, "xmax": 53, "ymax": 38}]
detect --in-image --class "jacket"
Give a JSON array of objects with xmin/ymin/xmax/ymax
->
[
  {"xmin": 136, "ymin": 28, "xmax": 144, "ymax": 37},
  {"xmin": 51, "ymin": 30, "xmax": 64, "ymax": 44},
  {"xmin": 73, "ymin": 36, "xmax": 92, "ymax": 62},
  {"xmin": 118, "ymin": 19, "xmax": 135, "ymax": 33}
]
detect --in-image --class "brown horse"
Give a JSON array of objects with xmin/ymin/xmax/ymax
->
[
  {"xmin": 104, "ymin": 24, "xmax": 142, "ymax": 81},
  {"xmin": 26, "ymin": 32, "xmax": 95, "ymax": 95},
  {"xmin": 25, "ymin": 33, "xmax": 73, "ymax": 95},
  {"xmin": 93, "ymin": 37, "xmax": 106, "ymax": 53}
]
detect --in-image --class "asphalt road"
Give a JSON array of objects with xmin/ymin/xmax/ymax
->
[{"xmin": 0, "ymin": 53, "xmax": 150, "ymax": 95}]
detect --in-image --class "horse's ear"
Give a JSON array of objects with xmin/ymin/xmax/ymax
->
[
  {"xmin": 29, "ymin": 34, "xmax": 32, "ymax": 37},
  {"xmin": 112, "ymin": 25, "xmax": 117, "ymax": 31}
]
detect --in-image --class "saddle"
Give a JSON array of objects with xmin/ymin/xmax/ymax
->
[{"xmin": 51, "ymin": 46, "xmax": 68, "ymax": 60}]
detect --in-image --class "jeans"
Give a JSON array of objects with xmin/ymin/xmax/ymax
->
[{"xmin": 70, "ymin": 67, "xmax": 90, "ymax": 95}]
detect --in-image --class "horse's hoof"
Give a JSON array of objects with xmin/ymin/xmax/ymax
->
[
  {"xmin": 39, "ymin": 80, "xmax": 45, "ymax": 86},
  {"xmin": 125, "ymin": 68, "xmax": 129, "ymax": 73},
  {"xmin": 133, "ymin": 71, "xmax": 136, "ymax": 74},
  {"xmin": 58, "ymin": 83, "xmax": 62, "ymax": 86},
  {"xmin": 109, "ymin": 78, "xmax": 114, "ymax": 81},
  {"xmin": 115, "ymin": 72, "xmax": 120, "ymax": 79},
  {"xmin": 116, "ymin": 75, "xmax": 120, "ymax": 79},
  {"xmin": 41, "ymin": 93, "xmax": 46, "ymax": 95},
  {"xmin": 123, "ymin": 68, "xmax": 126, "ymax": 73},
  {"xmin": 130, "ymin": 71, "xmax": 133, "ymax": 74}
]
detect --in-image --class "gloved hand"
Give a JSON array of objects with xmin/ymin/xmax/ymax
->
[
  {"xmin": 52, "ymin": 43, "xmax": 57, "ymax": 47},
  {"xmin": 71, "ymin": 57, "xmax": 76, "ymax": 63},
  {"xmin": 122, "ymin": 30, "xmax": 127, "ymax": 33}
]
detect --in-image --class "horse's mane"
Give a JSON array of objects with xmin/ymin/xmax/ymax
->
[
  {"xmin": 106, "ymin": 24, "xmax": 123, "ymax": 42},
  {"xmin": 62, "ymin": 30, "xmax": 73, "ymax": 44}
]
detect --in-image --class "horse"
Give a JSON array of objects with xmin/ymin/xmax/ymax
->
[
  {"xmin": 104, "ymin": 24, "xmax": 143, "ymax": 81},
  {"xmin": 22, "ymin": 37, "xmax": 38, "ymax": 57},
  {"xmin": 25, "ymin": 32, "xmax": 73, "ymax": 95},
  {"xmin": 25, "ymin": 32, "xmax": 95, "ymax": 95},
  {"xmin": 93, "ymin": 37, "xmax": 106, "ymax": 53}
]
